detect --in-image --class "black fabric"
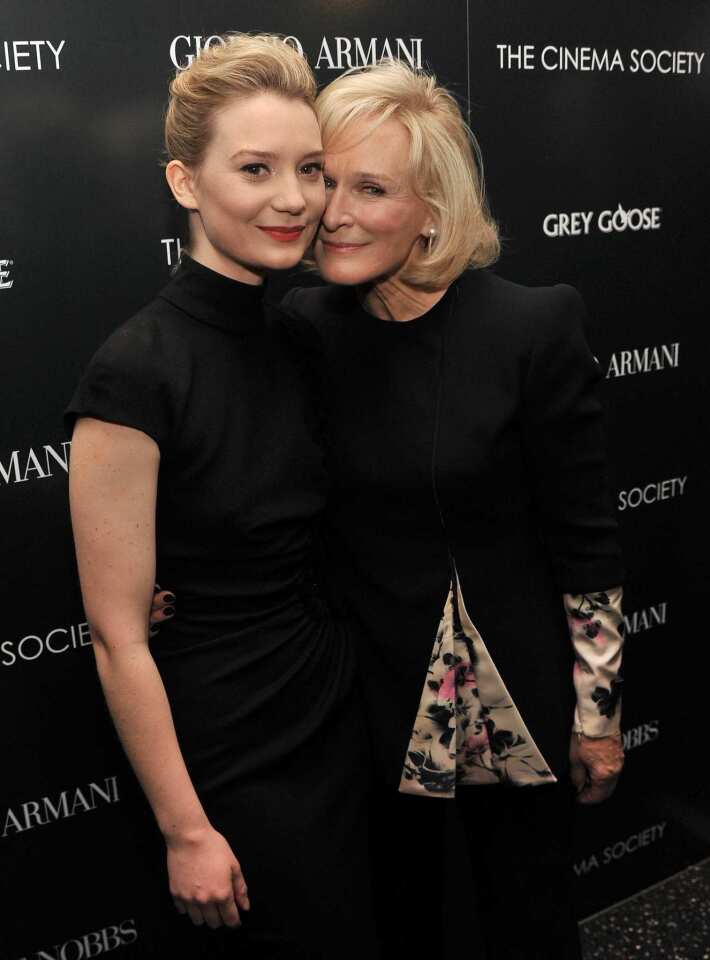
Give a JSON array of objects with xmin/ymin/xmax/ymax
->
[
  {"xmin": 280, "ymin": 270, "xmax": 624, "ymax": 787},
  {"xmin": 369, "ymin": 782, "xmax": 582, "ymax": 959},
  {"xmin": 134, "ymin": 687, "xmax": 375, "ymax": 959},
  {"xmin": 65, "ymin": 255, "xmax": 375, "ymax": 954}
]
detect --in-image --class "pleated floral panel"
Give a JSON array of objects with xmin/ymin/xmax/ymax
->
[{"xmin": 399, "ymin": 574, "xmax": 557, "ymax": 798}]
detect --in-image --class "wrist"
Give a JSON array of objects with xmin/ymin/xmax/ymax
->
[
  {"xmin": 574, "ymin": 699, "xmax": 622, "ymax": 740},
  {"xmin": 574, "ymin": 729, "xmax": 622, "ymax": 742},
  {"xmin": 159, "ymin": 813, "xmax": 212, "ymax": 847}
]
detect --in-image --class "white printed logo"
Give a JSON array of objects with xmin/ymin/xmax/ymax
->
[
  {"xmin": 169, "ymin": 34, "xmax": 226, "ymax": 69},
  {"xmin": 623, "ymin": 603, "xmax": 668, "ymax": 636},
  {"xmin": 169, "ymin": 34, "xmax": 423, "ymax": 71},
  {"xmin": 2, "ymin": 776, "xmax": 120, "ymax": 838},
  {"xmin": 17, "ymin": 918, "xmax": 138, "ymax": 959},
  {"xmin": 543, "ymin": 205, "xmax": 662, "ymax": 238},
  {"xmin": 314, "ymin": 37, "xmax": 422, "ymax": 70},
  {"xmin": 0, "ymin": 40, "xmax": 65, "ymax": 71},
  {"xmin": 606, "ymin": 342, "xmax": 679, "ymax": 378},
  {"xmin": 617, "ymin": 476, "xmax": 687, "ymax": 511},
  {"xmin": 574, "ymin": 822, "xmax": 667, "ymax": 876},
  {"xmin": 0, "ymin": 442, "xmax": 71, "ymax": 484},
  {"xmin": 0, "ymin": 259, "xmax": 14, "ymax": 289},
  {"xmin": 161, "ymin": 237, "xmax": 183, "ymax": 267},
  {"xmin": 497, "ymin": 45, "xmax": 705, "ymax": 75},
  {"xmin": 1, "ymin": 621, "xmax": 92, "ymax": 667},
  {"xmin": 623, "ymin": 720, "xmax": 660, "ymax": 752},
  {"xmin": 170, "ymin": 34, "xmax": 305, "ymax": 69}
]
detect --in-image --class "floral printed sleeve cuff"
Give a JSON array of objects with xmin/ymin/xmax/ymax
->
[{"xmin": 565, "ymin": 586, "xmax": 624, "ymax": 739}]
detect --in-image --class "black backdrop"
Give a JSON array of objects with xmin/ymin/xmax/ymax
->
[{"xmin": 2, "ymin": 1, "xmax": 709, "ymax": 956}]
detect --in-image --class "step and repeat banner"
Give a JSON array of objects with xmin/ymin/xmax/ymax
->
[{"xmin": 2, "ymin": 0, "xmax": 708, "ymax": 955}]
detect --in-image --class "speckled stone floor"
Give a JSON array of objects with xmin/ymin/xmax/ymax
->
[{"xmin": 580, "ymin": 857, "xmax": 710, "ymax": 959}]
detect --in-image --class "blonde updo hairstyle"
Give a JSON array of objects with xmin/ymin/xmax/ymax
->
[
  {"xmin": 315, "ymin": 60, "xmax": 500, "ymax": 289},
  {"xmin": 165, "ymin": 33, "xmax": 317, "ymax": 168}
]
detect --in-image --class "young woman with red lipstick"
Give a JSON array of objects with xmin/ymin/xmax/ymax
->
[{"xmin": 65, "ymin": 36, "xmax": 375, "ymax": 958}]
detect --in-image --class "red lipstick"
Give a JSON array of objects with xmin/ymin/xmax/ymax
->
[{"xmin": 257, "ymin": 226, "xmax": 306, "ymax": 243}]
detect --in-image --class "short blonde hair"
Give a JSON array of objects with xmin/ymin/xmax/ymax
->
[
  {"xmin": 165, "ymin": 33, "xmax": 317, "ymax": 167},
  {"xmin": 316, "ymin": 60, "xmax": 500, "ymax": 289}
]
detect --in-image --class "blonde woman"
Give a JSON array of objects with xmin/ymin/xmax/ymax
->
[
  {"xmin": 279, "ymin": 61, "xmax": 626, "ymax": 958},
  {"xmin": 66, "ymin": 36, "xmax": 375, "ymax": 958}
]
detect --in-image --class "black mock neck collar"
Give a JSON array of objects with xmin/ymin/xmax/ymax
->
[{"xmin": 158, "ymin": 254, "xmax": 265, "ymax": 334}]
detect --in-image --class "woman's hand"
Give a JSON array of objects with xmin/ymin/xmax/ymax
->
[
  {"xmin": 569, "ymin": 732, "xmax": 624, "ymax": 804},
  {"xmin": 167, "ymin": 825, "xmax": 250, "ymax": 928},
  {"xmin": 149, "ymin": 584, "xmax": 175, "ymax": 636}
]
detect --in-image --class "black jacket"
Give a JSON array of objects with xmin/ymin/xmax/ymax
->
[{"xmin": 281, "ymin": 268, "xmax": 624, "ymax": 785}]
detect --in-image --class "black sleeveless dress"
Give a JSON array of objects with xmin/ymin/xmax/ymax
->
[{"xmin": 65, "ymin": 255, "xmax": 374, "ymax": 957}]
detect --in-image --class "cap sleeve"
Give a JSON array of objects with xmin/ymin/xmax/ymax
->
[{"xmin": 65, "ymin": 315, "xmax": 173, "ymax": 448}]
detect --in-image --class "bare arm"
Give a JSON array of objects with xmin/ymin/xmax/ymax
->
[{"xmin": 69, "ymin": 417, "xmax": 248, "ymax": 926}]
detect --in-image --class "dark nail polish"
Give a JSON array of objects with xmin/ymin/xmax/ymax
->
[
  {"xmin": 165, "ymin": 606, "xmax": 175, "ymax": 617},
  {"xmin": 164, "ymin": 593, "xmax": 176, "ymax": 603}
]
